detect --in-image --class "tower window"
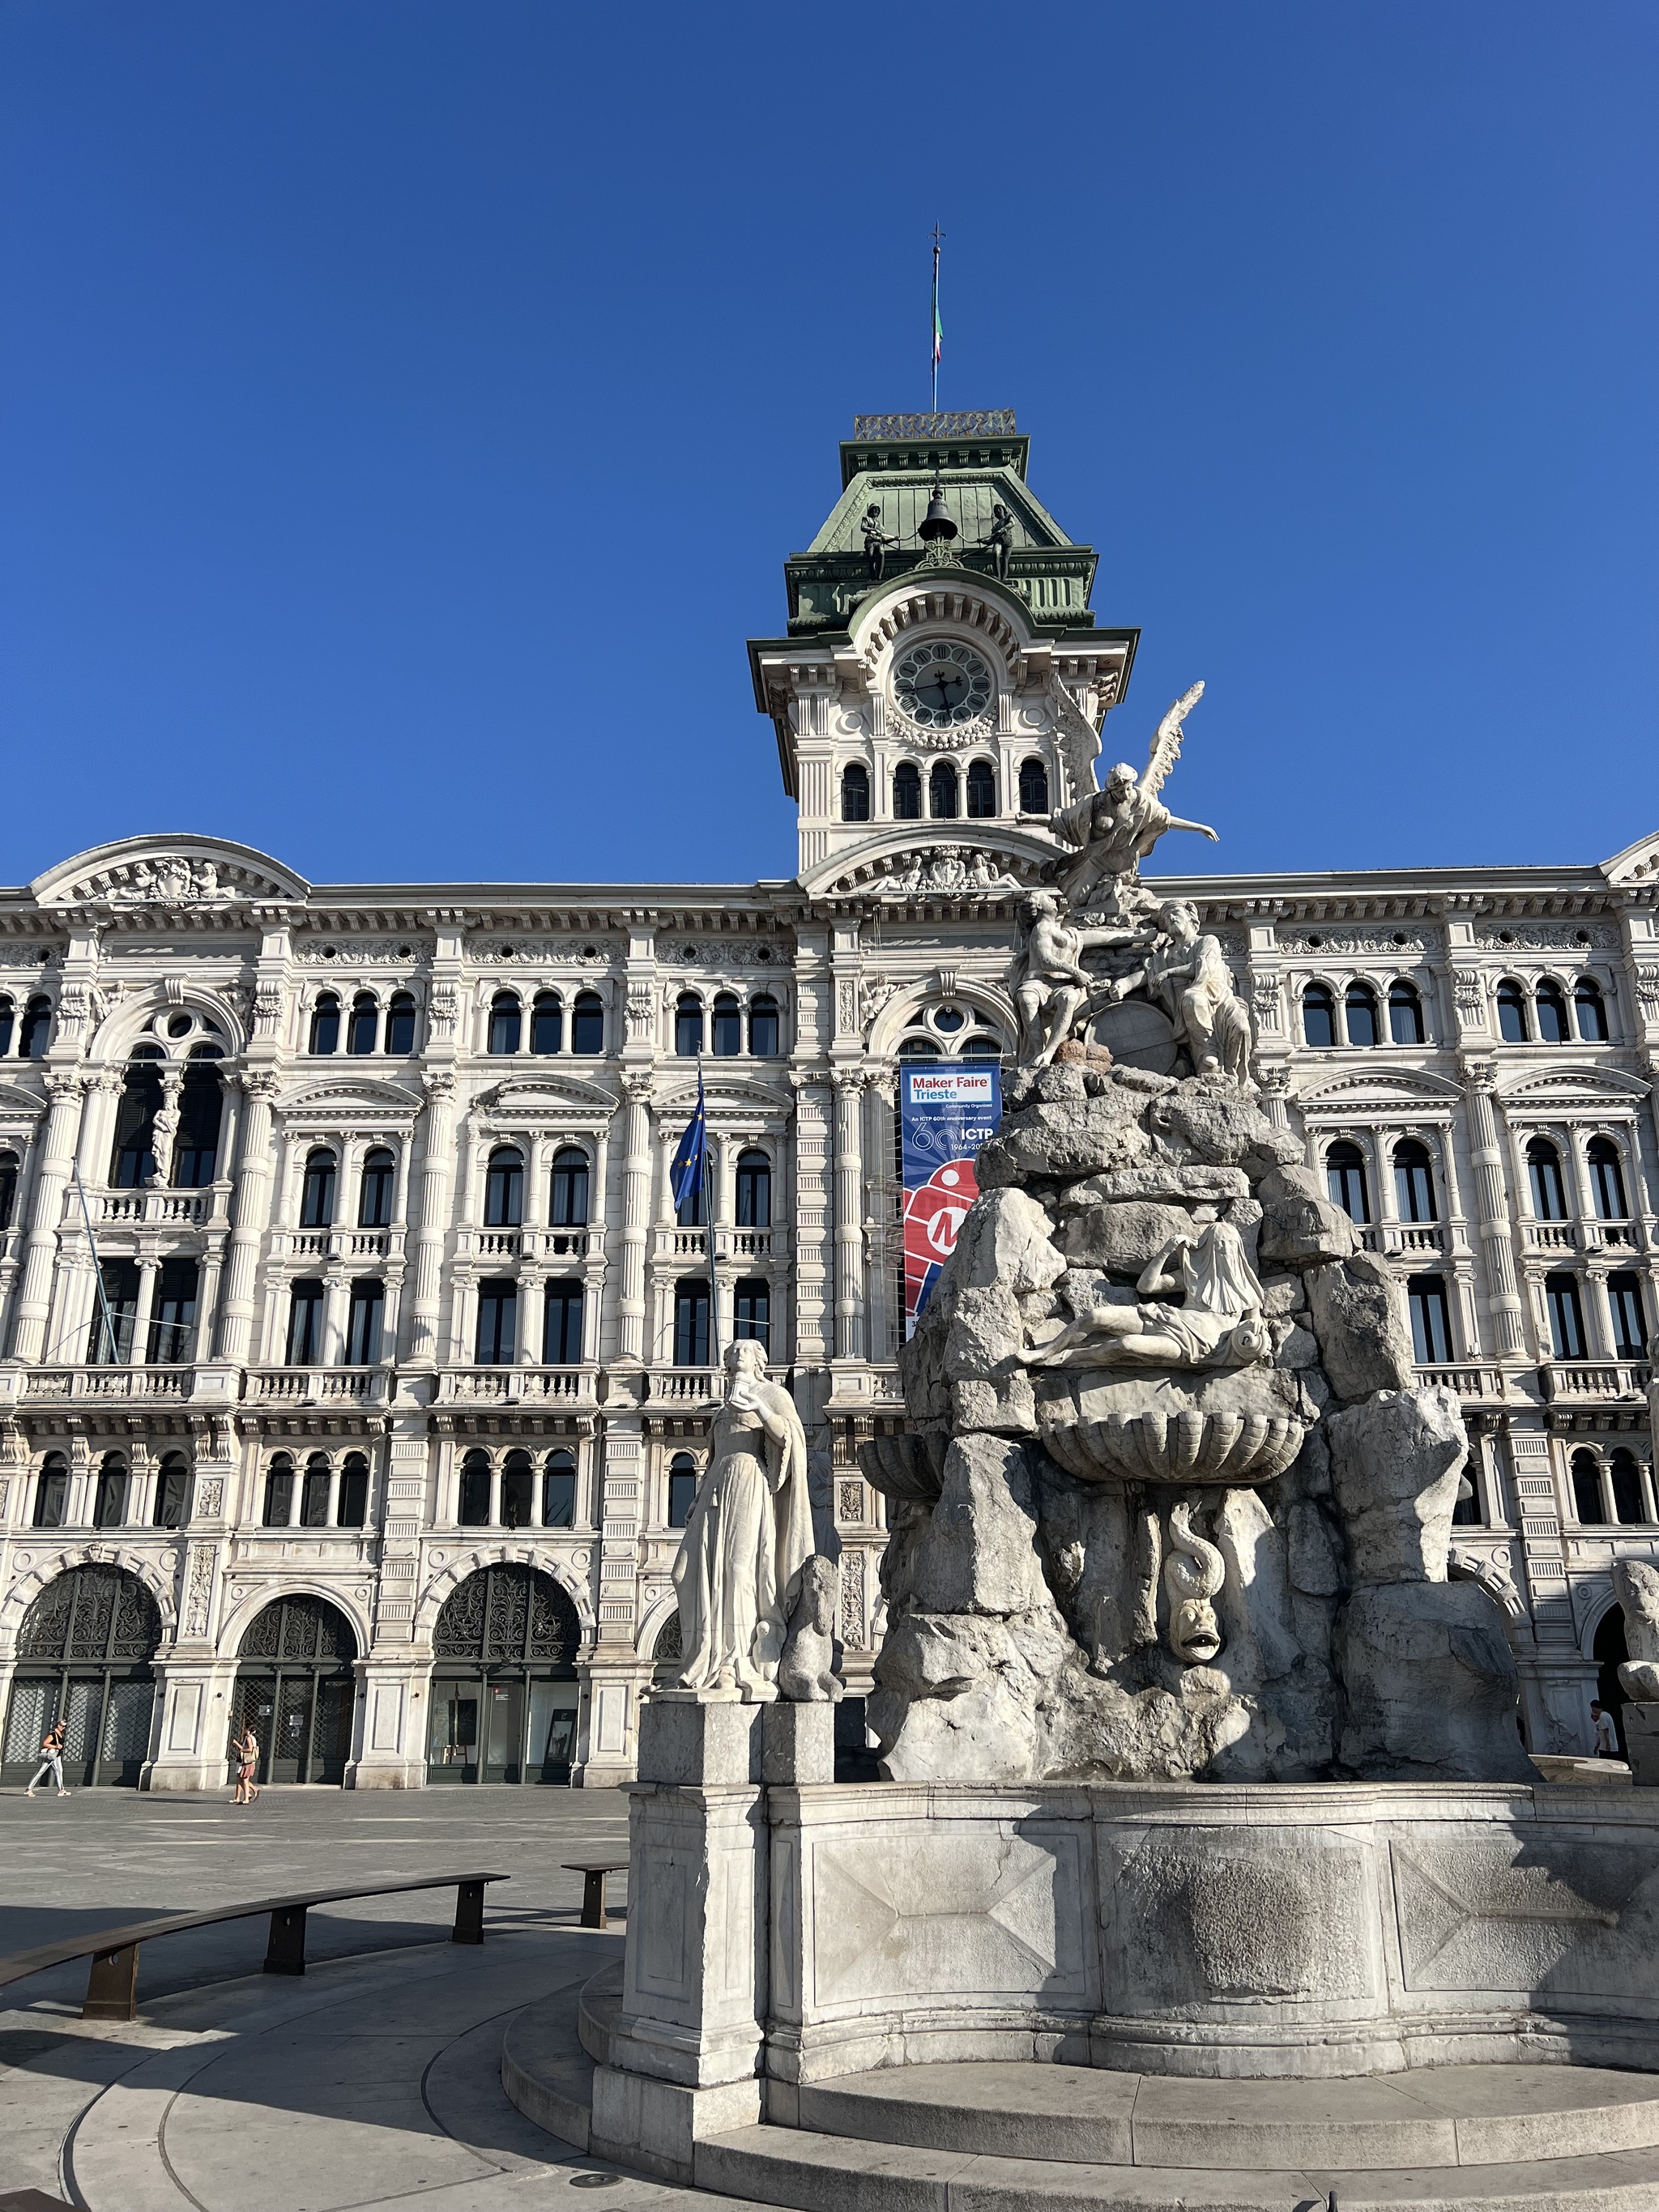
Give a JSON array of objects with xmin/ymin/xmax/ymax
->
[
  {"xmin": 841, "ymin": 763, "xmax": 870, "ymax": 822},
  {"xmin": 928, "ymin": 761, "xmax": 959, "ymax": 819},
  {"xmin": 965, "ymin": 759, "xmax": 996, "ymax": 817},
  {"xmin": 1388, "ymin": 980, "xmax": 1425, "ymax": 1044},
  {"xmin": 892, "ymin": 763, "xmax": 922, "ymax": 820},
  {"xmin": 1302, "ymin": 983, "xmax": 1336, "ymax": 1049},
  {"xmin": 1017, "ymin": 757, "xmax": 1049, "ymax": 814}
]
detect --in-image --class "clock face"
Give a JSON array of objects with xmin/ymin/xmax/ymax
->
[{"xmin": 893, "ymin": 641, "xmax": 993, "ymax": 731}]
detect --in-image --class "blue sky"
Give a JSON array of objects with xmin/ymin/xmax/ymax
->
[{"xmin": 2, "ymin": 2, "xmax": 1653, "ymax": 890}]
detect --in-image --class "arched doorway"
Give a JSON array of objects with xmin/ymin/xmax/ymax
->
[
  {"xmin": 233, "ymin": 1595, "xmax": 357, "ymax": 1785},
  {"xmin": 426, "ymin": 1565, "xmax": 580, "ymax": 1784},
  {"xmin": 2, "ymin": 1566, "xmax": 161, "ymax": 1787},
  {"xmin": 1594, "ymin": 1605, "xmax": 1630, "ymax": 1759}
]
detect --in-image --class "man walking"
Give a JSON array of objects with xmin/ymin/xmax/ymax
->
[
  {"xmin": 25, "ymin": 1715, "xmax": 69, "ymax": 1797},
  {"xmin": 1591, "ymin": 1700, "xmax": 1619, "ymax": 1758}
]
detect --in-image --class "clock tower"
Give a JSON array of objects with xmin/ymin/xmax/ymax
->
[{"xmin": 748, "ymin": 411, "xmax": 1139, "ymax": 889}]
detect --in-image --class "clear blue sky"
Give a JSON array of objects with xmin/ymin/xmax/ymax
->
[{"xmin": 2, "ymin": 2, "xmax": 1653, "ymax": 891}]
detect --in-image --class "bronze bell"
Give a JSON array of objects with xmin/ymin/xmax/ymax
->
[{"xmin": 917, "ymin": 480, "xmax": 957, "ymax": 542}]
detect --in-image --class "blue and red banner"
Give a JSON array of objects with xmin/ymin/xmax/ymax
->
[{"xmin": 900, "ymin": 1063, "xmax": 1001, "ymax": 1336}]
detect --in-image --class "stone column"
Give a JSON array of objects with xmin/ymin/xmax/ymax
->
[
  {"xmin": 1459, "ymin": 1057, "xmax": 1526, "ymax": 1361},
  {"xmin": 11, "ymin": 1073, "xmax": 86, "ymax": 1362},
  {"xmin": 321, "ymin": 1268, "xmax": 350, "ymax": 1367},
  {"xmin": 128, "ymin": 1255, "xmax": 160, "ymax": 1364},
  {"xmin": 831, "ymin": 1069, "xmax": 864, "ymax": 1362},
  {"xmin": 618, "ymin": 1072, "xmax": 654, "ymax": 1366},
  {"xmin": 405, "ymin": 1072, "xmax": 456, "ymax": 1364},
  {"xmin": 215, "ymin": 1072, "xmax": 280, "ymax": 1363}
]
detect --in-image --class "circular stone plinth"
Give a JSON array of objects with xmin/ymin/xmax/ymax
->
[{"xmin": 1092, "ymin": 998, "xmax": 1179, "ymax": 1072}]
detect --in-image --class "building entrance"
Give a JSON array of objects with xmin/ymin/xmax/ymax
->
[
  {"xmin": 232, "ymin": 1594, "xmax": 357, "ymax": 1785},
  {"xmin": 426, "ymin": 1564, "xmax": 579, "ymax": 1784},
  {"xmin": 1, "ymin": 1565, "xmax": 160, "ymax": 1788}
]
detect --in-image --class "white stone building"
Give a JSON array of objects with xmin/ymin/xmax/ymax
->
[{"xmin": 0, "ymin": 411, "xmax": 1653, "ymax": 1788}]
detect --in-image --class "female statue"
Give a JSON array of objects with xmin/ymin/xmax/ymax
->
[{"xmin": 672, "ymin": 1339, "xmax": 814, "ymax": 1700}]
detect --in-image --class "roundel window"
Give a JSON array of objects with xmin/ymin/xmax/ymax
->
[{"xmin": 893, "ymin": 642, "xmax": 992, "ymax": 731}]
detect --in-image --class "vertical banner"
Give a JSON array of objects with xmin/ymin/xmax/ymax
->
[{"xmin": 900, "ymin": 1063, "xmax": 1002, "ymax": 1337}]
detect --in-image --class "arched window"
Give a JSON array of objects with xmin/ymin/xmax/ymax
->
[
  {"xmin": 733, "ymin": 1278, "xmax": 770, "ymax": 1349},
  {"xmin": 309, "ymin": 993, "xmax": 341, "ymax": 1055},
  {"xmin": 667, "ymin": 1451, "xmax": 698, "ymax": 1529},
  {"xmin": 1345, "ymin": 982, "xmax": 1380, "ymax": 1048},
  {"xmin": 285, "ymin": 1281, "xmax": 324, "ymax": 1365},
  {"xmin": 928, "ymin": 760, "xmax": 959, "ymax": 819},
  {"xmin": 1405, "ymin": 1275, "xmax": 1452, "ymax": 1363},
  {"xmin": 962, "ymin": 1032, "xmax": 1004, "ymax": 1059},
  {"xmin": 841, "ymin": 763, "xmax": 870, "ymax": 821},
  {"xmin": 1392, "ymin": 1139, "xmax": 1438, "ymax": 1224},
  {"xmin": 966, "ymin": 759, "xmax": 996, "ymax": 817},
  {"xmin": 748, "ymin": 993, "xmax": 779, "ymax": 1058},
  {"xmin": 458, "ymin": 1448, "xmax": 492, "ymax": 1526},
  {"xmin": 549, "ymin": 1146, "xmax": 589, "ymax": 1226},
  {"xmin": 1574, "ymin": 977, "xmax": 1608, "ymax": 1042},
  {"xmin": 531, "ymin": 991, "xmax": 562, "ymax": 1055},
  {"xmin": 1588, "ymin": 1136, "xmax": 1627, "ymax": 1219},
  {"xmin": 542, "ymin": 1448, "xmax": 577, "ymax": 1528},
  {"xmin": 1325, "ymin": 1140, "xmax": 1370, "ymax": 1223},
  {"xmin": 301, "ymin": 1451, "xmax": 331, "ymax": 1527},
  {"xmin": 1535, "ymin": 979, "xmax": 1570, "ymax": 1044},
  {"xmin": 544, "ymin": 1279, "xmax": 583, "ymax": 1363},
  {"xmin": 32, "ymin": 1451, "xmax": 68, "ymax": 1528},
  {"xmin": 359, "ymin": 1146, "xmax": 395, "ymax": 1228},
  {"xmin": 93, "ymin": 1453, "xmax": 128, "ymax": 1529},
  {"xmin": 571, "ymin": 991, "xmax": 603, "ymax": 1055},
  {"xmin": 1388, "ymin": 980, "xmax": 1425, "ymax": 1045},
  {"xmin": 484, "ymin": 1146, "xmax": 524, "ymax": 1228},
  {"xmin": 0, "ymin": 995, "xmax": 12, "ymax": 1055},
  {"xmin": 1527, "ymin": 1137, "xmax": 1567, "ymax": 1221},
  {"xmin": 1571, "ymin": 1449, "xmax": 1603, "ymax": 1526},
  {"xmin": 1017, "ymin": 757, "xmax": 1049, "ymax": 814},
  {"xmin": 476, "ymin": 1279, "xmax": 517, "ymax": 1364},
  {"xmin": 711, "ymin": 992, "xmax": 742, "ymax": 1056},
  {"xmin": 501, "ymin": 1448, "xmax": 535, "ymax": 1530},
  {"xmin": 299, "ymin": 1148, "xmax": 337, "ymax": 1228},
  {"xmin": 1608, "ymin": 1272, "xmax": 1647, "ymax": 1357},
  {"xmin": 1302, "ymin": 982, "xmax": 1336, "ymax": 1049},
  {"xmin": 0, "ymin": 1149, "xmax": 16, "ymax": 1233},
  {"xmin": 892, "ymin": 762, "xmax": 922, "ymax": 820},
  {"xmin": 338, "ymin": 1451, "xmax": 369, "ymax": 1527},
  {"xmin": 347, "ymin": 992, "xmax": 378, "ymax": 1055},
  {"xmin": 110, "ymin": 1057, "xmax": 163, "ymax": 1187},
  {"xmin": 675, "ymin": 993, "xmax": 704, "ymax": 1057},
  {"xmin": 263, "ymin": 1453, "xmax": 296, "ymax": 1527},
  {"xmin": 153, "ymin": 1451, "xmax": 191, "ymax": 1530},
  {"xmin": 736, "ymin": 1148, "xmax": 771, "ymax": 1227},
  {"xmin": 1610, "ymin": 1448, "xmax": 1648, "ymax": 1526},
  {"xmin": 18, "ymin": 996, "xmax": 51, "ymax": 1059},
  {"xmin": 1495, "ymin": 979, "xmax": 1529, "ymax": 1043},
  {"xmin": 898, "ymin": 1033, "xmax": 942, "ymax": 1059},
  {"xmin": 385, "ymin": 991, "xmax": 417, "ymax": 1055},
  {"xmin": 174, "ymin": 1049, "xmax": 224, "ymax": 1187},
  {"xmin": 1544, "ymin": 1272, "xmax": 1585, "ymax": 1360},
  {"xmin": 488, "ymin": 991, "xmax": 521, "ymax": 1055}
]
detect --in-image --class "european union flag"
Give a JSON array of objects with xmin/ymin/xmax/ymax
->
[{"xmin": 670, "ymin": 1068, "xmax": 708, "ymax": 1217}]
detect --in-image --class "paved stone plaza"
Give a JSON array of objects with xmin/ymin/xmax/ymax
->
[{"xmin": 0, "ymin": 1783, "xmax": 735, "ymax": 2212}]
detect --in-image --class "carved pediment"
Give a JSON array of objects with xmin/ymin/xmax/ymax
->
[
  {"xmin": 1497, "ymin": 1064, "xmax": 1651, "ymax": 1113},
  {"xmin": 474, "ymin": 1074, "xmax": 620, "ymax": 1120},
  {"xmin": 32, "ymin": 836, "xmax": 307, "ymax": 910},
  {"xmin": 0, "ymin": 1078, "xmax": 46, "ymax": 1131},
  {"xmin": 1296, "ymin": 1068, "xmax": 1465, "ymax": 1115},
  {"xmin": 276, "ymin": 1078, "xmax": 424, "ymax": 1126},
  {"xmin": 807, "ymin": 830, "xmax": 1050, "ymax": 903}
]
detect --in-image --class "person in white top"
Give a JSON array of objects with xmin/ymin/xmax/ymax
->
[{"xmin": 1591, "ymin": 1701, "xmax": 1619, "ymax": 1758}]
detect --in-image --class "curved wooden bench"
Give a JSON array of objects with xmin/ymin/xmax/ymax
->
[{"xmin": 0, "ymin": 1869, "xmax": 510, "ymax": 2022}]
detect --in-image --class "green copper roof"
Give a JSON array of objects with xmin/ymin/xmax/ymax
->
[{"xmin": 780, "ymin": 411, "xmax": 1099, "ymax": 637}]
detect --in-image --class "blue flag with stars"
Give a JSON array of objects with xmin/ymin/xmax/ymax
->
[{"xmin": 670, "ymin": 1067, "xmax": 708, "ymax": 1217}]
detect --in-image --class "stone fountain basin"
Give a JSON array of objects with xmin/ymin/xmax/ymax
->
[{"xmin": 1034, "ymin": 1362, "xmax": 1315, "ymax": 1488}]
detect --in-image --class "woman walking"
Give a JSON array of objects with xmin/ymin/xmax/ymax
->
[
  {"xmin": 232, "ymin": 1723, "xmax": 260, "ymax": 1806},
  {"xmin": 25, "ymin": 1715, "xmax": 69, "ymax": 1797}
]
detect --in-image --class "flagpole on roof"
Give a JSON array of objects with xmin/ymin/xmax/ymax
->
[{"xmin": 930, "ymin": 224, "xmax": 945, "ymax": 413}]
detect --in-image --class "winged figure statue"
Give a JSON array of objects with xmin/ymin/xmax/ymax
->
[{"xmin": 1047, "ymin": 680, "xmax": 1218, "ymax": 911}]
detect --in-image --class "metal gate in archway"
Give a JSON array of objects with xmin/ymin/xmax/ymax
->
[
  {"xmin": 232, "ymin": 1595, "xmax": 358, "ymax": 1785},
  {"xmin": 426, "ymin": 1564, "xmax": 580, "ymax": 1784},
  {"xmin": 1, "ymin": 1565, "xmax": 161, "ymax": 1788}
]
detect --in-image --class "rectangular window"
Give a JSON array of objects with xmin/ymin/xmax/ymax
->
[
  {"xmin": 262, "ymin": 1467, "xmax": 295, "ymax": 1527},
  {"xmin": 301, "ymin": 1465, "xmax": 331, "ymax": 1526},
  {"xmin": 93, "ymin": 1466, "xmax": 128, "ymax": 1528},
  {"xmin": 1608, "ymin": 1272, "xmax": 1647, "ymax": 1358},
  {"xmin": 542, "ymin": 1457, "xmax": 577, "ymax": 1528},
  {"xmin": 1405, "ymin": 1275, "xmax": 1452, "ymax": 1365},
  {"xmin": 1545, "ymin": 1272, "xmax": 1586, "ymax": 1362},
  {"xmin": 337, "ymin": 1460, "xmax": 369, "ymax": 1527},
  {"xmin": 154, "ymin": 1463, "xmax": 192, "ymax": 1528},
  {"xmin": 285, "ymin": 1280, "xmax": 325, "ymax": 1366},
  {"xmin": 733, "ymin": 1278, "xmax": 770, "ymax": 1352},
  {"xmin": 148, "ymin": 1259, "xmax": 198, "ymax": 1364},
  {"xmin": 32, "ymin": 1465, "xmax": 67, "ymax": 1528},
  {"xmin": 87, "ymin": 1259, "xmax": 140, "ymax": 1364},
  {"xmin": 543, "ymin": 1281, "xmax": 584, "ymax": 1364},
  {"xmin": 673, "ymin": 1281, "xmax": 710, "ymax": 1367},
  {"xmin": 476, "ymin": 1280, "xmax": 518, "ymax": 1365},
  {"xmin": 667, "ymin": 1464, "xmax": 699, "ymax": 1528},
  {"xmin": 344, "ymin": 1279, "xmax": 385, "ymax": 1366}
]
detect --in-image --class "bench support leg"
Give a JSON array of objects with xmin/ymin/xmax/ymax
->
[
  {"xmin": 264, "ymin": 1904, "xmax": 308, "ymax": 1975},
  {"xmin": 83, "ymin": 1943, "xmax": 139, "ymax": 2022},
  {"xmin": 452, "ymin": 1879, "xmax": 485, "ymax": 1946},
  {"xmin": 581, "ymin": 1869, "xmax": 608, "ymax": 1932}
]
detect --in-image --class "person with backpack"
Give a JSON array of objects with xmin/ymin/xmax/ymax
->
[{"xmin": 25, "ymin": 1715, "xmax": 69, "ymax": 1797}]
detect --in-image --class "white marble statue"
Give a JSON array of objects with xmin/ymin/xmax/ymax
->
[
  {"xmin": 672, "ymin": 1340, "xmax": 815, "ymax": 1701},
  {"xmin": 1048, "ymin": 683, "xmax": 1218, "ymax": 912},
  {"xmin": 1030, "ymin": 1208, "xmax": 1269, "ymax": 1370},
  {"xmin": 1164, "ymin": 1502, "xmax": 1226, "ymax": 1664},
  {"xmin": 1006, "ymin": 889, "xmax": 1153, "ymax": 1067},
  {"xmin": 1613, "ymin": 1559, "xmax": 1659, "ymax": 1703},
  {"xmin": 1133, "ymin": 900, "xmax": 1254, "ymax": 1087}
]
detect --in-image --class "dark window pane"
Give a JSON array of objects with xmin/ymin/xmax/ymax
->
[
  {"xmin": 1574, "ymin": 978, "xmax": 1608, "ymax": 1042},
  {"xmin": 542, "ymin": 1453, "xmax": 577, "ymax": 1528},
  {"xmin": 488, "ymin": 992, "xmax": 521, "ymax": 1054},
  {"xmin": 501, "ymin": 1453, "xmax": 535, "ymax": 1530},
  {"xmin": 1406, "ymin": 1275, "xmax": 1452, "ymax": 1363},
  {"xmin": 0, "ymin": 1149, "xmax": 17, "ymax": 1232},
  {"xmin": 1496, "ymin": 981, "xmax": 1528, "ymax": 1042},
  {"xmin": 841, "ymin": 763, "xmax": 870, "ymax": 821},
  {"xmin": 1536, "ymin": 982, "xmax": 1569, "ymax": 1043},
  {"xmin": 1589, "ymin": 1139, "xmax": 1627, "ymax": 1219},
  {"xmin": 1571, "ymin": 1451, "xmax": 1603, "ymax": 1525},
  {"xmin": 1545, "ymin": 1272, "xmax": 1585, "ymax": 1360},
  {"xmin": 667, "ymin": 1453, "xmax": 697, "ymax": 1528},
  {"xmin": 93, "ymin": 1461, "xmax": 128, "ymax": 1528},
  {"xmin": 966, "ymin": 760, "xmax": 996, "ymax": 817},
  {"xmin": 1345, "ymin": 984, "xmax": 1379, "ymax": 1047},
  {"xmin": 1017, "ymin": 757, "xmax": 1049, "ymax": 813},
  {"xmin": 1325, "ymin": 1142, "xmax": 1370, "ymax": 1224},
  {"xmin": 87, "ymin": 1259, "xmax": 140, "ymax": 1363},
  {"xmin": 149, "ymin": 1259, "xmax": 198, "ymax": 1364},
  {"xmin": 571, "ymin": 991, "xmax": 603, "ymax": 1055},
  {"xmin": 286, "ymin": 1281, "xmax": 325, "ymax": 1365},
  {"xmin": 1392, "ymin": 1140, "xmax": 1437, "ymax": 1224},
  {"xmin": 893, "ymin": 762, "xmax": 922, "ymax": 820},
  {"xmin": 19, "ymin": 996, "xmax": 51, "ymax": 1058},
  {"xmin": 674, "ymin": 1281, "xmax": 710, "ymax": 1366},
  {"xmin": 675, "ymin": 994, "xmax": 703, "ymax": 1057},
  {"xmin": 385, "ymin": 991, "xmax": 417, "ymax": 1055},
  {"xmin": 0, "ymin": 998, "xmax": 12, "ymax": 1056},
  {"xmin": 736, "ymin": 1149, "xmax": 770, "ymax": 1227},
  {"xmin": 531, "ymin": 991, "xmax": 562, "ymax": 1054},
  {"xmin": 337, "ymin": 1456, "xmax": 369, "ymax": 1527},
  {"xmin": 347, "ymin": 993, "xmax": 377, "ymax": 1055},
  {"xmin": 476, "ymin": 1281, "xmax": 518, "ymax": 1364},
  {"xmin": 484, "ymin": 1148, "xmax": 524, "ymax": 1227},
  {"xmin": 310, "ymin": 995, "xmax": 340, "ymax": 1055},
  {"xmin": 711, "ymin": 994, "xmax": 741, "ymax": 1056},
  {"xmin": 154, "ymin": 1458, "xmax": 191, "ymax": 1528},
  {"xmin": 174, "ymin": 1063, "xmax": 223, "ymax": 1186},
  {"xmin": 928, "ymin": 761, "xmax": 958, "ymax": 819},
  {"xmin": 748, "ymin": 994, "xmax": 779, "ymax": 1058},
  {"xmin": 1527, "ymin": 1140, "xmax": 1567, "ymax": 1221},
  {"xmin": 1608, "ymin": 1272, "xmax": 1646, "ymax": 1357},
  {"xmin": 110, "ymin": 1065, "xmax": 162, "ymax": 1188},
  {"xmin": 301, "ymin": 1460, "xmax": 331, "ymax": 1527},
  {"xmin": 32, "ymin": 1460, "xmax": 67, "ymax": 1528},
  {"xmin": 1303, "ymin": 984, "xmax": 1336, "ymax": 1049},
  {"xmin": 1388, "ymin": 982, "xmax": 1425, "ymax": 1045},
  {"xmin": 345, "ymin": 1280, "xmax": 384, "ymax": 1365},
  {"xmin": 458, "ymin": 1451, "xmax": 491, "ymax": 1526},
  {"xmin": 1611, "ymin": 1450, "xmax": 1646, "ymax": 1525},
  {"xmin": 549, "ymin": 1147, "xmax": 589, "ymax": 1226},
  {"xmin": 543, "ymin": 1281, "xmax": 583, "ymax": 1364},
  {"xmin": 300, "ymin": 1150, "xmax": 337, "ymax": 1228},
  {"xmin": 359, "ymin": 1148, "xmax": 395, "ymax": 1228},
  {"xmin": 263, "ymin": 1460, "xmax": 295, "ymax": 1526},
  {"xmin": 733, "ymin": 1278, "xmax": 770, "ymax": 1351}
]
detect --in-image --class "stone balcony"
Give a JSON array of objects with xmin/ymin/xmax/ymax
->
[
  {"xmin": 271, "ymin": 1227, "xmax": 404, "ymax": 1264},
  {"xmin": 244, "ymin": 1364, "xmax": 394, "ymax": 1407},
  {"xmin": 650, "ymin": 1226, "xmax": 777, "ymax": 1264},
  {"xmin": 1538, "ymin": 1357, "xmax": 1652, "ymax": 1405},
  {"xmin": 454, "ymin": 1227, "xmax": 599, "ymax": 1264},
  {"xmin": 433, "ymin": 1366, "xmax": 598, "ymax": 1406},
  {"xmin": 90, "ymin": 1187, "xmax": 227, "ymax": 1229}
]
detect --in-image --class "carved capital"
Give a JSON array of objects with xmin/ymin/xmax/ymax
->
[{"xmin": 44, "ymin": 1071, "xmax": 85, "ymax": 1105}]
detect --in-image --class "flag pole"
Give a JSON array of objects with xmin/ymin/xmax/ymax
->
[
  {"xmin": 702, "ymin": 1058, "xmax": 720, "ymax": 1374},
  {"xmin": 929, "ymin": 224, "xmax": 944, "ymax": 412},
  {"xmin": 74, "ymin": 1166, "xmax": 122, "ymax": 1363}
]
